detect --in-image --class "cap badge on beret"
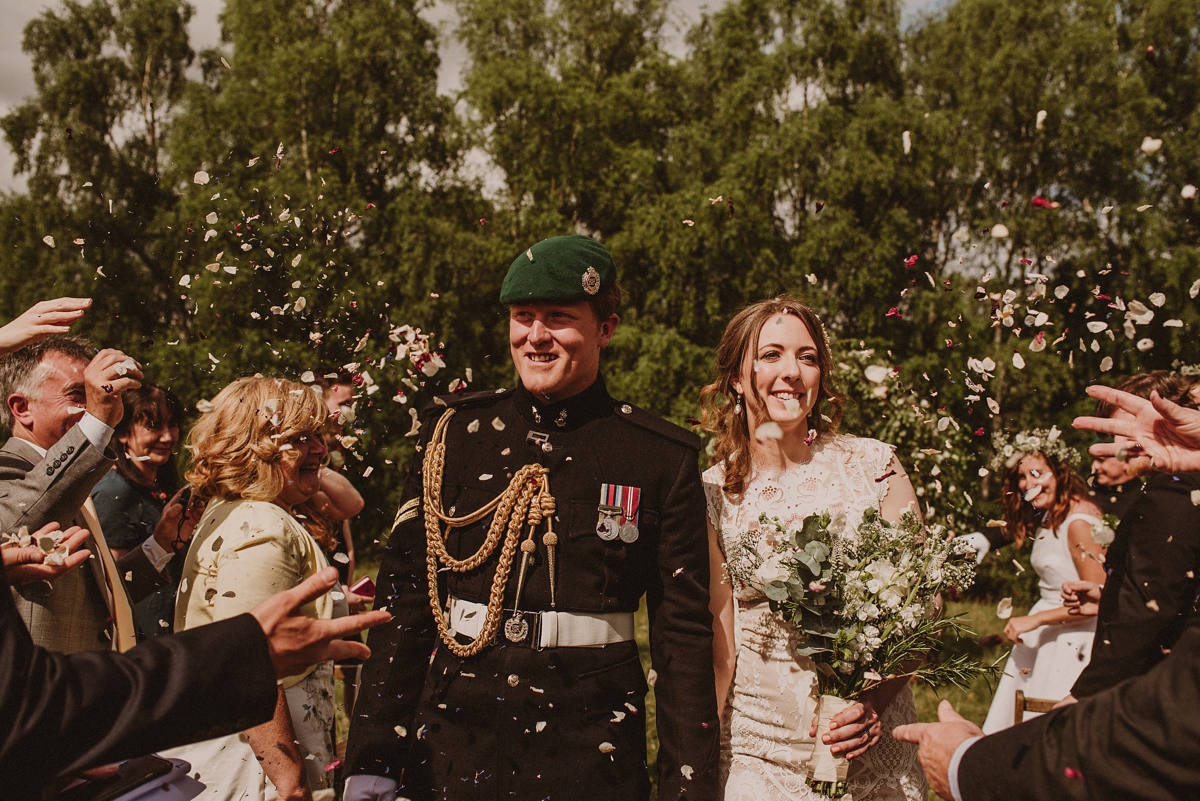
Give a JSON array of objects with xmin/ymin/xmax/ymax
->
[{"xmin": 582, "ymin": 266, "xmax": 601, "ymax": 295}]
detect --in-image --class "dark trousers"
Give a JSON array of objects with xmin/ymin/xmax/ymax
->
[{"xmin": 403, "ymin": 639, "xmax": 651, "ymax": 800}]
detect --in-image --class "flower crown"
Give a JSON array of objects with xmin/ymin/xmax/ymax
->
[{"xmin": 990, "ymin": 426, "xmax": 1081, "ymax": 472}]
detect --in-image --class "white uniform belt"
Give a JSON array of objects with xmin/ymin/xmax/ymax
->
[{"xmin": 447, "ymin": 596, "xmax": 635, "ymax": 649}]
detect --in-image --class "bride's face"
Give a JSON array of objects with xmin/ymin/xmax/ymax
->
[
  {"xmin": 734, "ymin": 313, "xmax": 822, "ymax": 436},
  {"xmin": 1017, "ymin": 454, "xmax": 1058, "ymax": 510}
]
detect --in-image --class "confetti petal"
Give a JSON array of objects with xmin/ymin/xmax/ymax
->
[
  {"xmin": 193, "ymin": 170, "xmax": 210, "ymax": 185},
  {"xmin": 990, "ymin": 224, "xmax": 1009, "ymax": 238},
  {"xmin": 1140, "ymin": 136, "xmax": 1163, "ymax": 156},
  {"xmin": 996, "ymin": 598, "xmax": 1013, "ymax": 619}
]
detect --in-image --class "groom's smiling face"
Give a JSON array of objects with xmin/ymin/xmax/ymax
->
[{"xmin": 509, "ymin": 302, "xmax": 618, "ymax": 403}]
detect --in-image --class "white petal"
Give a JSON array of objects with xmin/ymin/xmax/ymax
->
[
  {"xmin": 193, "ymin": 170, "xmax": 210, "ymax": 185},
  {"xmin": 996, "ymin": 597, "xmax": 1013, "ymax": 619},
  {"xmin": 990, "ymin": 224, "xmax": 1009, "ymax": 238}
]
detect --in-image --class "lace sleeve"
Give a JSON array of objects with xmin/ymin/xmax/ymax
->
[
  {"xmin": 865, "ymin": 439, "xmax": 900, "ymax": 509},
  {"xmin": 702, "ymin": 478, "xmax": 724, "ymax": 533}
]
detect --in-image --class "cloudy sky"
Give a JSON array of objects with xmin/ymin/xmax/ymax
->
[{"xmin": 0, "ymin": 0, "xmax": 936, "ymax": 191}]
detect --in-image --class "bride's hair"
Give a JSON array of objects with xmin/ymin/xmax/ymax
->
[
  {"xmin": 1000, "ymin": 453, "xmax": 1092, "ymax": 547},
  {"xmin": 699, "ymin": 296, "xmax": 842, "ymax": 499}
]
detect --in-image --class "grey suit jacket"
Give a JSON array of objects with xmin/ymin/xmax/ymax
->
[{"xmin": 1, "ymin": 428, "xmax": 166, "ymax": 652}]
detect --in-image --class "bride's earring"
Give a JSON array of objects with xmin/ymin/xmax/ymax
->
[{"xmin": 733, "ymin": 393, "xmax": 742, "ymax": 415}]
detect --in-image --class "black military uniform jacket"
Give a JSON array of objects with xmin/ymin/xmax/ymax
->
[
  {"xmin": 345, "ymin": 377, "xmax": 719, "ymax": 800},
  {"xmin": 959, "ymin": 618, "xmax": 1200, "ymax": 801},
  {"xmin": 1087, "ymin": 477, "xmax": 1143, "ymax": 521},
  {"xmin": 1071, "ymin": 472, "xmax": 1200, "ymax": 698}
]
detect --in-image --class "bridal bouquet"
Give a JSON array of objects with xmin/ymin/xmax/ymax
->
[{"xmin": 725, "ymin": 509, "xmax": 989, "ymax": 797}]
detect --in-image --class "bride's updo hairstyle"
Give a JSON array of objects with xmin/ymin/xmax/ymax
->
[
  {"xmin": 186, "ymin": 376, "xmax": 328, "ymax": 504},
  {"xmin": 699, "ymin": 296, "xmax": 842, "ymax": 499}
]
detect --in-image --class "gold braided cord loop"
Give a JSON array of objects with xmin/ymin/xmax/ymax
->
[{"xmin": 421, "ymin": 408, "xmax": 550, "ymax": 657}]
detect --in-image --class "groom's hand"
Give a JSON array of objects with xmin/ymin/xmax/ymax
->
[{"xmin": 893, "ymin": 700, "xmax": 983, "ymax": 800}]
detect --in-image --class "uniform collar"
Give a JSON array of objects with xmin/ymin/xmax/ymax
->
[{"xmin": 514, "ymin": 375, "xmax": 613, "ymax": 432}]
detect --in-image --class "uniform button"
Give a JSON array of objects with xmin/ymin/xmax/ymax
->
[
  {"xmin": 541, "ymin": 442, "xmax": 553, "ymax": 453},
  {"xmin": 621, "ymin": 404, "xmax": 632, "ymax": 414},
  {"xmin": 507, "ymin": 674, "xmax": 520, "ymax": 687},
  {"xmin": 45, "ymin": 467, "xmax": 53, "ymax": 476},
  {"xmin": 52, "ymin": 460, "xmax": 61, "ymax": 469},
  {"xmin": 66, "ymin": 446, "xmax": 74, "ymax": 454}
]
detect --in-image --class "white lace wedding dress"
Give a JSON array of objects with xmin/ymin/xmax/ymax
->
[{"xmin": 704, "ymin": 434, "xmax": 927, "ymax": 801}]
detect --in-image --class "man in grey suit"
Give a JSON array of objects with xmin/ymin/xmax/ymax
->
[{"xmin": 0, "ymin": 334, "xmax": 176, "ymax": 652}]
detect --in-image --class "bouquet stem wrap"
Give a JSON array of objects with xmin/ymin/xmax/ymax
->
[{"xmin": 809, "ymin": 694, "xmax": 851, "ymax": 784}]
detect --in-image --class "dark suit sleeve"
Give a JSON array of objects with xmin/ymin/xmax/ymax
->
[
  {"xmin": 343, "ymin": 423, "xmax": 438, "ymax": 781},
  {"xmin": 0, "ymin": 427, "xmax": 115, "ymax": 533},
  {"xmin": 959, "ymin": 620, "xmax": 1200, "ymax": 801},
  {"xmin": 115, "ymin": 546, "xmax": 170, "ymax": 602},
  {"xmin": 1072, "ymin": 477, "xmax": 1200, "ymax": 698},
  {"xmin": 0, "ymin": 564, "xmax": 276, "ymax": 793},
  {"xmin": 648, "ymin": 450, "xmax": 720, "ymax": 800}
]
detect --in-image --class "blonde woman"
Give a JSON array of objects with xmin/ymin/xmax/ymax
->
[
  {"xmin": 700, "ymin": 297, "xmax": 926, "ymax": 801},
  {"xmin": 163, "ymin": 377, "xmax": 341, "ymax": 801}
]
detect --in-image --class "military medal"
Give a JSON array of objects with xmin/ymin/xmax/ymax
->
[
  {"xmin": 599, "ymin": 484, "xmax": 641, "ymax": 543},
  {"xmin": 596, "ymin": 507, "xmax": 620, "ymax": 540},
  {"xmin": 618, "ymin": 485, "xmax": 641, "ymax": 543}
]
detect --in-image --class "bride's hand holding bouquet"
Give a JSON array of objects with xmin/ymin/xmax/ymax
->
[{"xmin": 726, "ymin": 508, "xmax": 991, "ymax": 797}]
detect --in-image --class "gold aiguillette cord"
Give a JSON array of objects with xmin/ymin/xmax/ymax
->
[{"xmin": 421, "ymin": 409, "xmax": 556, "ymax": 657}]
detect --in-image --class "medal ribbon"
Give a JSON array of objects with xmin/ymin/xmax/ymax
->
[{"xmin": 621, "ymin": 486, "xmax": 640, "ymax": 527}]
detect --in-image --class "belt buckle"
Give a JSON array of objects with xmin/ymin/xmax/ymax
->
[
  {"xmin": 503, "ymin": 608, "xmax": 541, "ymax": 649},
  {"xmin": 529, "ymin": 610, "xmax": 546, "ymax": 651}
]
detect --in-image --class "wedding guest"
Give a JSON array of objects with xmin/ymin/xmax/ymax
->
[
  {"xmin": 1060, "ymin": 375, "xmax": 1200, "ymax": 702},
  {"xmin": 894, "ymin": 387, "xmax": 1200, "ymax": 801},
  {"xmin": 304, "ymin": 368, "xmax": 366, "ymax": 599},
  {"xmin": 1085, "ymin": 372, "xmax": 1185, "ymax": 518},
  {"xmin": 162, "ymin": 377, "xmax": 341, "ymax": 800},
  {"xmin": 91, "ymin": 383, "xmax": 199, "ymax": 636},
  {"xmin": 981, "ymin": 430, "xmax": 1105, "ymax": 733},
  {"xmin": 700, "ymin": 296, "xmax": 926, "ymax": 800},
  {"xmin": 0, "ymin": 335, "xmax": 171, "ymax": 654},
  {"xmin": 0, "ymin": 297, "xmax": 391, "ymax": 799}
]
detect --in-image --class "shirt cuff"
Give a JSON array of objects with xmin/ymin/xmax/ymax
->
[
  {"xmin": 142, "ymin": 536, "xmax": 174, "ymax": 572},
  {"xmin": 78, "ymin": 413, "xmax": 115, "ymax": 452},
  {"xmin": 343, "ymin": 775, "xmax": 399, "ymax": 801},
  {"xmin": 948, "ymin": 735, "xmax": 984, "ymax": 801}
]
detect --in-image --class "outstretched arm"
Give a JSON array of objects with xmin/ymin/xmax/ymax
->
[{"xmin": 1074, "ymin": 387, "xmax": 1200, "ymax": 474}]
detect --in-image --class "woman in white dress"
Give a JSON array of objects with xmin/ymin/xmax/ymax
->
[
  {"xmin": 700, "ymin": 297, "xmax": 928, "ymax": 801},
  {"xmin": 981, "ymin": 431, "xmax": 1105, "ymax": 733},
  {"xmin": 163, "ymin": 377, "xmax": 342, "ymax": 801}
]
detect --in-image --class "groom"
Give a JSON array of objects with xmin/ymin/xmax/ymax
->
[{"xmin": 344, "ymin": 235, "xmax": 719, "ymax": 800}]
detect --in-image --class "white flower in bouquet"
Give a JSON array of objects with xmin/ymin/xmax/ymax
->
[{"xmin": 754, "ymin": 554, "xmax": 791, "ymax": 586}]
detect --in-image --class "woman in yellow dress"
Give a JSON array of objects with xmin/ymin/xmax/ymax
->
[{"xmin": 164, "ymin": 376, "xmax": 342, "ymax": 801}]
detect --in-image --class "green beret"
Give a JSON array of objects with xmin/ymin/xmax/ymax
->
[{"xmin": 499, "ymin": 235, "xmax": 616, "ymax": 305}]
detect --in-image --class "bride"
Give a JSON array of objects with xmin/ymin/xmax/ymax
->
[{"xmin": 700, "ymin": 296, "xmax": 927, "ymax": 800}]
